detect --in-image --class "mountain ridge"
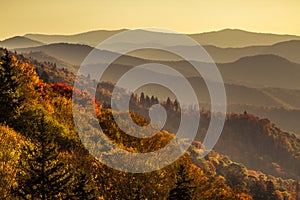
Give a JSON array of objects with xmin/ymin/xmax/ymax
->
[
  {"xmin": 0, "ymin": 36, "xmax": 44, "ymax": 49},
  {"xmin": 7, "ymin": 28, "xmax": 298, "ymax": 48}
]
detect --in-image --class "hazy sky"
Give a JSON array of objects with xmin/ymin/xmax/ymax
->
[{"xmin": 0, "ymin": 0, "xmax": 299, "ymax": 40}]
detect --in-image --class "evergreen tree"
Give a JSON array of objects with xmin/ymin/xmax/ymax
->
[
  {"xmin": 174, "ymin": 99, "xmax": 179, "ymax": 111},
  {"xmin": 165, "ymin": 97, "xmax": 173, "ymax": 111},
  {"xmin": 266, "ymin": 180, "xmax": 277, "ymax": 200},
  {"xmin": 0, "ymin": 50, "xmax": 23, "ymax": 123},
  {"xmin": 166, "ymin": 97, "xmax": 171, "ymax": 106},
  {"xmin": 140, "ymin": 92, "xmax": 145, "ymax": 106},
  {"xmin": 145, "ymin": 95, "xmax": 150, "ymax": 107},
  {"xmin": 71, "ymin": 171, "xmax": 97, "ymax": 200},
  {"xmin": 154, "ymin": 97, "xmax": 159, "ymax": 104},
  {"xmin": 41, "ymin": 71, "xmax": 50, "ymax": 83},
  {"xmin": 150, "ymin": 95, "xmax": 156, "ymax": 105},
  {"xmin": 167, "ymin": 165, "xmax": 195, "ymax": 200},
  {"xmin": 11, "ymin": 114, "xmax": 73, "ymax": 200}
]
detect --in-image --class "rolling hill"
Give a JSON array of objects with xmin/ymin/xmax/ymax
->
[
  {"xmin": 93, "ymin": 80, "xmax": 300, "ymax": 180},
  {"xmin": 6, "ymin": 47, "xmax": 300, "ymax": 134},
  {"xmin": 13, "ymin": 44, "xmax": 300, "ymax": 109},
  {"xmin": 0, "ymin": 36, "xmax": 44, "ymax": 49},
  {"xmin": 219, "ymin": 54, "xmax": 300, "ymax": 89},
  {"xmin": 15, "ymin": 43, "xmax": 95, "ymax": 65},
  {"xmin": 24, "ymin": 29, "xmax": 126, "ymax": 47},
  {"xmin": 15, "ymin": 43, "xmax": 300, "ymax": 88},
  {"xmin": 25, "ymin": 51, "xmax": 77, "ymax": 73},
  {"xmin": 15, "ymin": 43, "xmax": 146, "ymax": 66},
  {"xmin": 190, "ymin": 28, "xmax": 300, "ymax": 48},
  {"xmin": 203, "ymin": 40, "xmax": 300, "ymax": 64},
  {"xmin": 124, "ymin": 40, "xmax": 300, "ymax": 64}
]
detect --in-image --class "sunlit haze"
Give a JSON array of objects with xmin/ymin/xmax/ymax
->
[{"xmin": 1, "ymin": 0, "xmax": 300, "ymax": 40}]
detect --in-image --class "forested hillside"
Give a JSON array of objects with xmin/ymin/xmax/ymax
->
[{"xmin": 0, "ymin": 49, "xmax": 299, "ymax": 199}]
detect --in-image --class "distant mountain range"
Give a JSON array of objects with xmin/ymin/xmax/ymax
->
[
  {"xmin": 1, "ymin": 28, "xmax": 300, "ymax": 49},
  {"xmin": 205, "ymin": 40, "xmax": 300, "ymax": 64},
  {"xmin": 125, "ymin": 40, "xmax": 300, "ymax": 64},
  {"xmin": 24, "ymin": 29, "xmax": 125, "ymax": 47},
  {"xmin": 14, "ymin": 42, "xmax": 300, "ymax": 89},
  {"xmin": 4, "ymin": 46, "xmax": 300, "ymax": 136},
  {"xmin": 9, "ymin": 45, "xmax": 300, "ymax": 110},
  {"xmin": 14, "ymin": 43, "xmax": 147, "ymax": 67},
  {"xmin": 1, "ymin": 29, "xmax": 300, "ymax": 67}
]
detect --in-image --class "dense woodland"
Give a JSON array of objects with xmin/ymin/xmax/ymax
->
[{"xmin": 0, "ymin": 48, "xmax": 299, "ymax": 199}]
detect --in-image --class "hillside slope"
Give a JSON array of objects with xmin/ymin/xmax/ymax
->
[{"xmin": 0, "ymin": 36, "xmax": 44, "ymax": 49}]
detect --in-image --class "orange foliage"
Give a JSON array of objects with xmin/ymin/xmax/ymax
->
[{"xmin": 51, "ymin": 82, "xmax": 73, "ymax": 98}]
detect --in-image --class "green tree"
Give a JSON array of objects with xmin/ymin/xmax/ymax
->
[
  {"xmin": 0, "ymin": 50, "xmax": 23, "ymax": 123},
  {"xmin": 41, "ymin": 71, "xmax": 50, "ymax": 83},
  {"xmin": 11, "ymin": 114, "xmax": 73, "ymax": 200},
  {"xmin": 167, "ymin": 164, "xmax": 195, "ymax": 200},
  {"xmin": 0, "ymin": 50, "xmax": 40, "ymax": 125},
  {"xmin": 71, "ymin": 171, "xmax": 97, "ymax": 200}
]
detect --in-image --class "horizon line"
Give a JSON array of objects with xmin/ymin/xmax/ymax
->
[{"xmin": 1, "ymin": 28, "xmax": 300, "ymax": 41}]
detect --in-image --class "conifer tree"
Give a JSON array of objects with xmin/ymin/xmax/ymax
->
[
  {"xmin": 167, "ymin": 165, "xmax": 195, "ymax": 200},
  {"xmin": 266, "ymin": 180, "xmax": 277, "ymax": 200},
  {"xmin": 71, "ymin": 171, "xmax": 97, "ymax": 200},
  {"xmin": 174, "ymin": 99, "xmax": 179, "ymax": 111},
  {"xmin": 41, "ymin": 71, "xmax": 50, "ymax": 83},
  {"xmin": 150, "ymin": 95, "xmax": 156, "ymax": 105},
  {"xmin": 145, "ymin": 95, "xmax": 151, "ymax": 108},
  {"xmin": 0, "ymin": 50, "xmax": 23, "ymax": 123},
  {"xmin": 140, "ymin": 92, "xmax": 145, "ymax": 106},
  {"xmin": 12, "ymin": 114, "xmax": 73, "ymax": 200}
]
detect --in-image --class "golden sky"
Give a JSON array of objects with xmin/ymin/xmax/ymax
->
[{"xmin": 0, "ymin": 0, "xmax": 299, "ymax": 40}]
